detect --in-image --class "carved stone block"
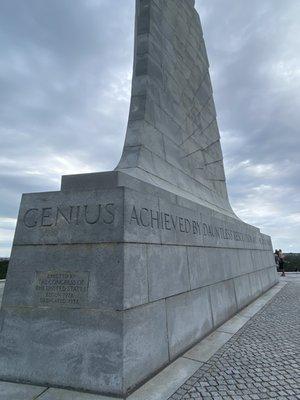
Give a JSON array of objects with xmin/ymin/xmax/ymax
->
[{"xmin": 0, "ymin": 0, "xmax": 277, "ymax": 397}]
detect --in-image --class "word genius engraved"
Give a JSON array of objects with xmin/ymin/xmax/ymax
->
[
  {"xmin": 23, "ymin": 203, "xmax": 115, "ymax": 228},
  {"xmin": 35, "ymin": 271, "xmax": 90, "ymax": 307}
]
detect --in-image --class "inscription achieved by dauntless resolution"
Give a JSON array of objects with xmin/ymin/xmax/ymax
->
[
  {"xmin": 35, "ymin": 271, "xmax": 90, "ymax": 307},
  {"xmin": 129, "ymin": 205, "xmax": 271, "ymax": 246}
]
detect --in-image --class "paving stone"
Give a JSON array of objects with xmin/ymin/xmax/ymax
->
[
  {"xmin": 128, "ymin": 357, "xmax": 200, "ymax": 400},
  {"xmin": 38, "ymin": 388, "xmax": 114, "ymax": 399},
  {"xmin": 184, "ymin": 331, "xmax": 233, "ymax": 363},
  {"xmin": 168, "ymin": 282, "xmax": 300, "ymax": 399},
  {"xmin": 0, "ymin": 381, "xmax": 46, "ymax": 400}
]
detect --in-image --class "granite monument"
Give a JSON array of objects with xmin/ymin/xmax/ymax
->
[{"xmin": 0, "ymin": 0, "xmax": 278, "ymax": 397}]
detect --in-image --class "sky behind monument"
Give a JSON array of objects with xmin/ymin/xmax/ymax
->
[{"xmin": 0, "ymin": 0, "xmax": 299, "ymax": 256}]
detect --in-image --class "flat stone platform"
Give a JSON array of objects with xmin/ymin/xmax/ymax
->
[{"xmin": 0, "ymin": 274, "xmax": 298, "ymax": 399}]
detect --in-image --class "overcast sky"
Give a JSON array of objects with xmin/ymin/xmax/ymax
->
[{"xmin": 0, "ymin": 0, "xmax": 299, "ymax": 257}]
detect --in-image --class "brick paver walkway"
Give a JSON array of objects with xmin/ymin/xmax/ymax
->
[{"xmin": 169, "ymin": 281, "xmax": 300, "ymax": 400}]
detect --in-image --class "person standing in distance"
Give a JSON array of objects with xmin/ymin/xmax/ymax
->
[{"xmin": 278, "ymin": 249, "xmax": 285, "ymax": 277}]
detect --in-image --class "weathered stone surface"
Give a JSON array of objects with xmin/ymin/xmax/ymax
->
[
  {"xmin": 123, "ymin": 300, "xmax": 169, "ymax": 391},
  {"xmin": 123, "ymin": 243, "xmax": 148, "ymax": 309},
  {"xmin": 0, "ymin": 0, "xmax": 278, "ymax": 397},
  {"xmin": 0, "ymin": 307, "xmax": 123, "ymax": 395},
  {"xmin": 0, "ymin": 281, "xmax": 4, "ymax": 303},
  {"xmin": 148, "ymin": 245, "xmax": 190, "ymax": 301},
  {"xmin": 3, "ymin": 244, "xmax": 124, "ymax": 310},
  {"xmin": 187, "ymin": 246, "xmax": 210, "ymax": 290},
  {"xmin": 234, "ymin": 271, "xmax": 262, "ymax": 309},
  {"xmin": 0, "ymin": 381, "xmax": 46, "ymax": 400},
  {"xmin": 166, "ymin": 287, "xmax": 213, "ymax": 359},
  {"xmin": 259, "ymin": 265, "xmax": 278, "ymax": 291},
  {"xmin": 210, "ymin": 280, "xmax": 238, "ymax": 326}
]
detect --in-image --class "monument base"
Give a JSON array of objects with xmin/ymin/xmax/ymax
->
[{"xmin": 0, "ymin": 171, "xmax": 278, "ymax": 397}]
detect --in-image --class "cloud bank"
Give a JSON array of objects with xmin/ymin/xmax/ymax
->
[
  {"xmin": 196, "ymin": 0, "xmax": 300, "ymax": 252},
  {"xmin": 0, "ymin": 0, "xmax": 299, "ymax": 256}
]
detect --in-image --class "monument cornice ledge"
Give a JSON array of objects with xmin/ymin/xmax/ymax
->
[{"xmin": 117, "ymin": 167, "xmax": 236, "ymax": 217}]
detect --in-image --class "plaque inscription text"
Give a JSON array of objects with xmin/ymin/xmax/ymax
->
[{"xmin": 35, "ymin": 271, "xmax": 89, "ymax": 307}]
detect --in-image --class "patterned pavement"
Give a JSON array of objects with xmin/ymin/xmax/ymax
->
[{"xmin": 169, "ymin": 279, "xmax": 300, "ymax": 400}]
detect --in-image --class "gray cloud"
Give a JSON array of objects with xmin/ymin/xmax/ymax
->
[
  {"xmin": 0, "ymin": 0, "xmax": 135, "ymax": 254},
  {"xmin": 0, "ymin": 0, "xmax": 299, "ymax": 255},
  {"xmin": 196, "ymin": 0, "xmax": 300, "ymax": 251}
]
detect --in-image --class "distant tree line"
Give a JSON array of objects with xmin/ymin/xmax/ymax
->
[
  {"xmin": 284, "ymin": 253, "xmax": 300, "ymax": 272},
  {"xmin": 0, "ymin": 259, "xmax": 9, "ymax": 280}
]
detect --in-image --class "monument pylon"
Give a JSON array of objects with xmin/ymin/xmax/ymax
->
[{"xmin": 0, "ymin": 0, "xmax": 278, "ymax": 397}]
